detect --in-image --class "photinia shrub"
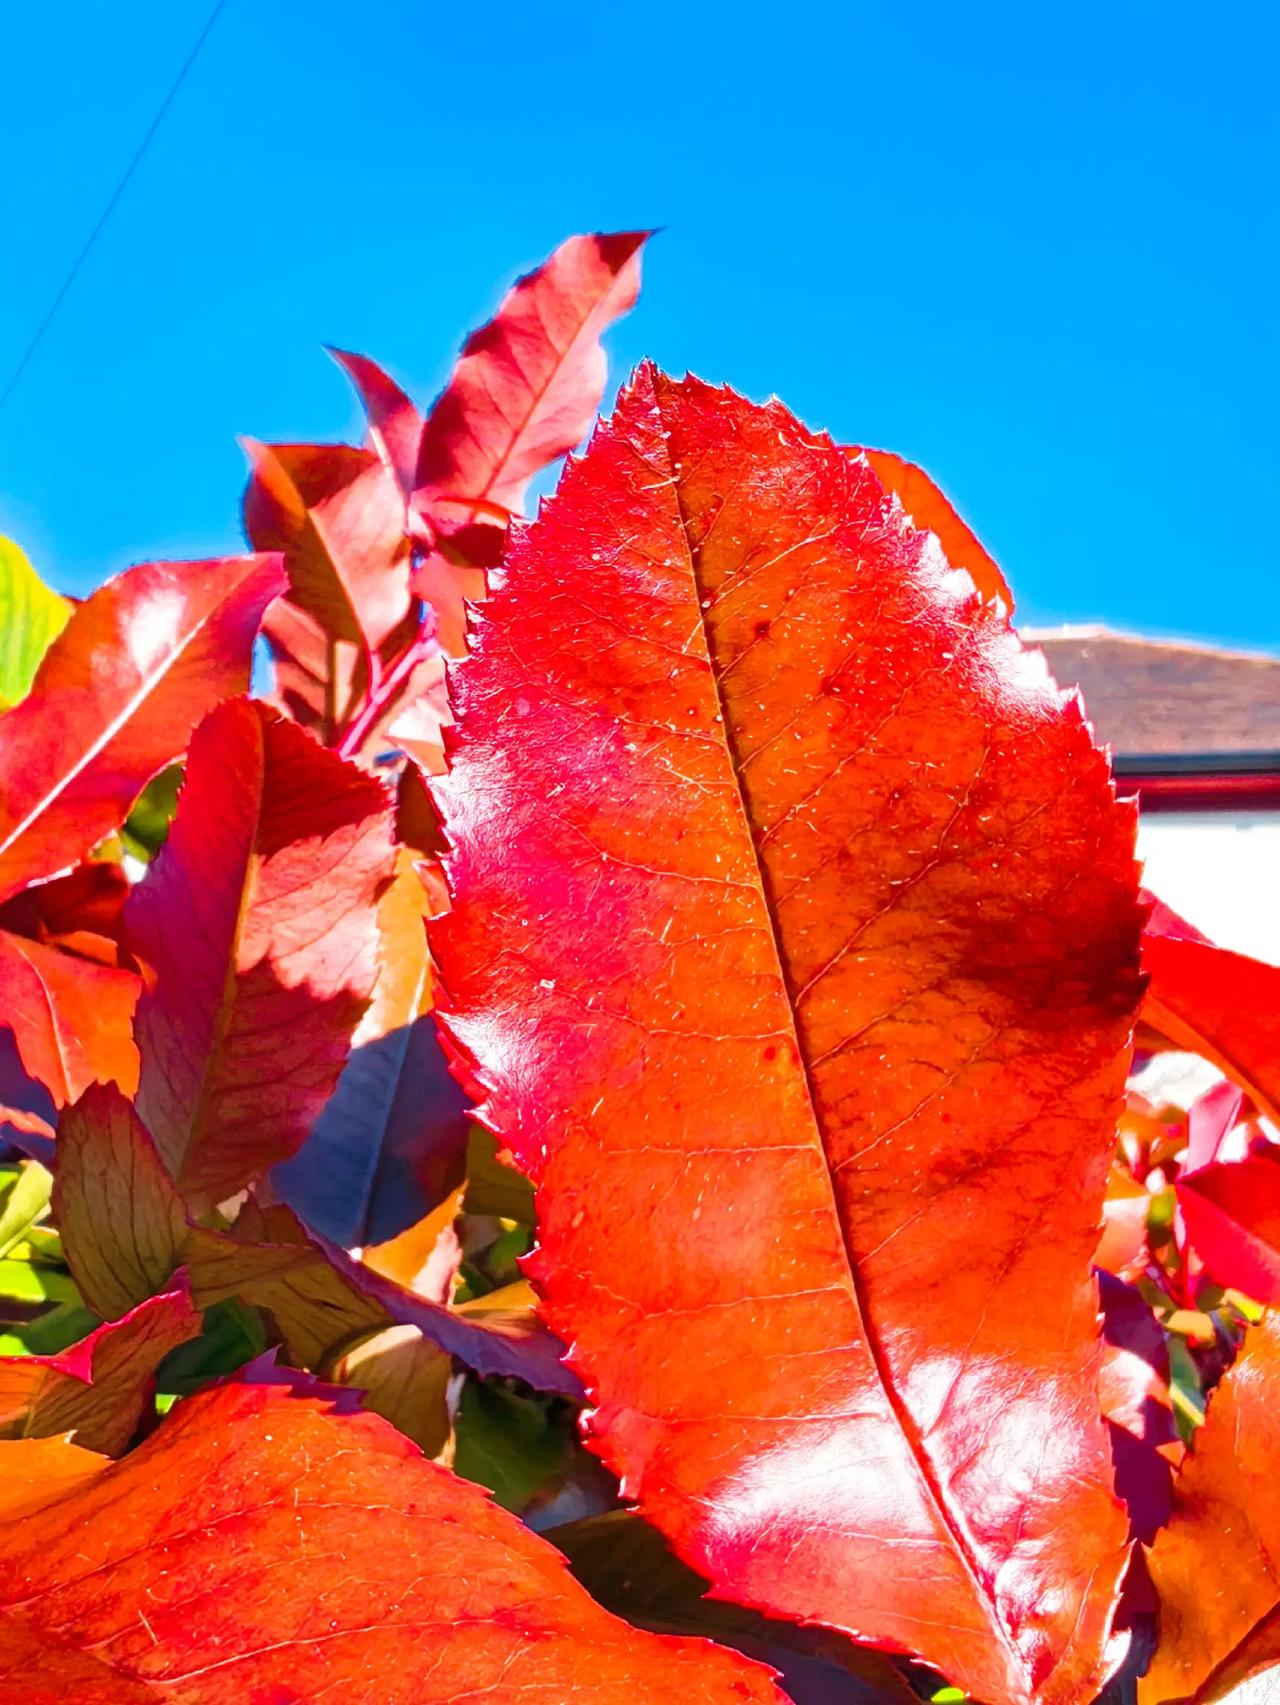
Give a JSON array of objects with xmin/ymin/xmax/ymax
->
[{"xmin": 1, "ymin": 232, "xmax": 1278, "ymax": 1703}]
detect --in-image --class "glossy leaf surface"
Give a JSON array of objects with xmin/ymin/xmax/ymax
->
[
  {"xmin": 0, "ymin": 533, "xmax": 71, "ymax": 709},
  {"xmin": 414, "ymin": 230, "xmax": 648, "ymax": 563},
  {"xmin": 125, "ymin": 699, "xmax": 393, "ymax": 1208},
  {"xmin": 431, "ymin": 366, "xmax": 1145, "ymax": 1705},
  {"xmin": 1142, "ymin": 895, "xmax": 1280, "ymax": 1125},
  {"xmin": 273, "ymin": 847, "xmax": 468, "ymax": 1244},
  {"xmin": 0, "ymin": 1284, "xmax": 197, "ymax": 1453},
  {"xmin": 0, "ymin": 1377, "xmax": 782, "ymax": 1703},
  {"xmin": 0, "ymin": 554, "xmax": 284, "ymax": 904},
  {"xmin": 1141, "ymin": 1311, "xmax": 1280, "ymax": 1704}
]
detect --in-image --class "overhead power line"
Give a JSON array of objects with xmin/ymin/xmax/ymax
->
[{"xmin": 0, "ymin": 0, "xmax": 228, "ymax": 418}]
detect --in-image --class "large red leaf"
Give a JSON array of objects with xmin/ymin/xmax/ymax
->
[
  {"xmin": 430, "ymin": 366, "xmax": 1145, "ymax": 1705},
  {"xmin": 273, "ymin": 846, "xmax": 469, "ymax": 1245},
  {"xmin": 0, "ymin": 1377, "xmax": 782, "ymax": 1703},
  {"xmin": 242, "ymin": 439, "xmax": 413, "ymax": 649},
  {"xmin": 124, "ymin": 699, "xmax": 394, "ymax": 1208},
  {"xmin": 1140, "ymin": 1311, "xmax": 1280, "ymax": 1704},
  {"xmin": 0, "ymin": 1283, "xmax": 198, "ymax": 1454},
  {"xmin": 413, "ymin": 230, "xmax": 648, "ymax": 564},
  {"xmin": 0, "ymin": 926, "xmax": 139, "ymax": 1105},
  {"xmin": 0, "ymin": 554, "xmax": 284, "ymax": 903},
  {"xmin": 1141, "ymin": 893, "xmax": 1280, "ymax": 1125}
]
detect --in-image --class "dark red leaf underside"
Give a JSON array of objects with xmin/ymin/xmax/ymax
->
[{"xmin": 430, "ymin": 365, "xmax": 1145, "ymax": 1705}]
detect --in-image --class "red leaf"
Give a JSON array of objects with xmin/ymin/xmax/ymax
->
[
  {"xmin": 413, "ymin": 230, "xmax": 649, "ymax": 564},
  {"xmin": 0, "ymin": 858, "xmax": 130, "ymax": 948},
  {"xmin": 1141, "ymin": 892, "xmax": 1280, "ymax": 1125},
  {"xmin": 0, "ymin": 927, "xmax": 139, "ymax": 1105},
  {"xmin": 54, "ymin": 1084, "xmax": 188, "ymax": 1321},
  {"xmin": 272, "ymin": 847, "xmax": 469, "ymax": 1246},
  {"xmin": 124, "ymin": 699, "xmax": 394, "ymax": 1209},
  {"xmin": 430, "ymin": 366, "xmax": 1145, "ymax": 1705},
  {"xmin": 1096, "ymin": 1271, "xmax": 1179, "ymax": 1543},
  {"xmin": 1184, "ymin": 1079, "xmax": 1247, "ymax": 1174},
  {"xmin": 0, "ymin": 1378, "xmax": 782, "ymax": 1703},
  {"xmin": 0, "ymin": 1283, "xmax": 198, "ymax": 1454},
  {"xmin": 1176, "ymin": 1151, "xmax": 1280, "ymax": 1303},
  {"xmin": 242, "ymin": 440, "xmax": 412, "ymax": 650},
  {"xmin": 330, "ymin": 346, "xmax": 425, "ymax": 501},
  {"xmin": 860, "ymin": 448, "xmax": 1013, "ymax": 610},
  {"xmin": 1140, "ymin": 1312, "xmax": 1280, "ymax": 1704},
  {"xmin": 0, "ymin": 554, "xmax": 285, "ymax": 903}
]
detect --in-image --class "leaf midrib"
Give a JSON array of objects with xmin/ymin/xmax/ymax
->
[{"xmin": 653, "ymin": 384, "xmax": 1023, "ymax": 1686}]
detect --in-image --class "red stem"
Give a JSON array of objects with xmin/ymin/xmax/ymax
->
[{"xmin": 337, "ymin": 617, "xmax": 434, "ymax": 761}]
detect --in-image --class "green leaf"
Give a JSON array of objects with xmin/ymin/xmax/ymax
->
[
  {"xmin": 122, "ymin": 761, "xmax": 184, "ymax": 860},
  {"xmin": 153, "ymin": 1298, "xmax": 266, "ymax": 1395},
  {"xmin": 0, "ymin": 1300, "xmax": 98, "ymax": 1356},
  {"xmin": 0, "ymin": 534, "xmax": 71, "ymax": 709},
  {"xmin": 453, "ymin": 1380, "xmax": 567, "ymax": 1513},
  {"xmin": 0, "ymin": 1256, "xmax": 79, "ymax": 1305},
  {"xmin": 0, "ymin": 1161, "xmax": 53, "ymax": 1259}
]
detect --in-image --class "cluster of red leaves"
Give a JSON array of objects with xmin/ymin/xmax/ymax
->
[{"xmin": 2, "ymin": 236, "xmax": 1280, "ymax": 1705}]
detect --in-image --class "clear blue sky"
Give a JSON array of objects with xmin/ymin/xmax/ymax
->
[{"xmin": 1, "ymin": 1, "xmax": 1275, "ymax": 649}]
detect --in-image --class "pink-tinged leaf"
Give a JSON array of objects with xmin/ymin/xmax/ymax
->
[
  {"xmin": 1096, "ymin": 1271, "xmax": 1179, "ymax": 1543},
  {"xmin": 124, "ymin": 699, "xmax": 394, "ymax": 1209},
  {"xmin": 54, "ymin": 1084, "xmax": 188, "ymax": 1321},
  {"xmin": 0, "ymin": 857, "xmax": 130, "ymax": 951},
  {"xmin": 859, "ymin": 448, "xmax": 1013, "ymax": 611},
  {"xmin": 1177, "ymin": 1151, "xmax": 1280, "ymax": 1303},
  {"xmin": 429, "ymin": 366, "xmax": 1145, "ymax": 1705},
  {"xmin": 0, "ymin": 927, "xmax": 139, "ymax": 1106},
  {"xmin": 0, "ymin": 1379, "xmax": 782, "ymax": 1704},
  {"xmin": 1142, "ymin": 892, "xmax": 1280, "ymax": 1125},
  {"xmin": 1140, "ymin": 1312, "xmax": 1280, "ymax": 1704},
  {"xmin": 0, "ymin": 1283, "xmax": 198, "ymax": 1454},
  {"xmin": 242, "ymin": 440, "xmax": 413, "ymax": 649},
  {"xmin": 273, "ymin": 847, "xmax": 468, "ymax": 1246},
  {"xmin": 330, "ymin": 346, "xmax": 425, "ymax": 500},
  {"xmin": 1184, "ymin": 1079, "xmax": 1247, "ymax": 1173},
  {"xmin": 185, "ymin": 1202, "xmax": 582, "ymax": 1397},
  {"xmin": 0, "ymin": 554, "xmax": 285, "ymax": 903},
  {"xmin": 413, "ymin": 230, "xmax": 649, "ymax": 564}
]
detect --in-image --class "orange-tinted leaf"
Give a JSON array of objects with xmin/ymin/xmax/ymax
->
[
  {"xmin": 0, "ymin": 554, "xmax": 284, "ymax": 903},
  {"xmin": 330, "ymin": 346, "xmax": 424, "ymax": 501},
  {"xmin": 413, "ymin": 230, "xmax": 648, "ymax": 565},
  {"xmin": 323, "ymin": 1320, "xmax": 452, "ymax": 1455},
  {"xmin": 1142, "ymin": 893, "xmax": 1280, "ymax": 1126},
  {"xmin": 0, "ymin": 927, "xmax": 138, "ymax": 1105},
  {"xmin": 273, "ymin": 848, "xmax": 468, "ymax": 1245},
  {"xmin": 1177, "ymin": 1152, "xmax": 1280, "ymax": 1303},
  {"xmin": 0, "ymin": 1377, "xmax": 783, "ymax": 1703},
  {"xmin": 125, "ymin": 700, "xmax": 394, "ymax": 1209},
  {"xmin": 54, "ymin": 1084, "xmax": 188, "ymax": 1320},
  {"xmin": 243, "ymin": 440, "xmax": 412, "ymax": 649},
  {"xmin": 184, "ymin": 1203, "xmax": 581, "ymax": 1395},
  {"xmin": 860, "ymin": 448, "xmax": 1012, "ymax": 610},
  {"xmin": 3, "ymin": 1618, "xmax": 158, "ymax": 1704},
  {"xmin": 430, "ymin": 366, "xmax": 1145, "ymax": 1705},
  {"xmin": 0, "ymin": 857, "xmax": 130, "ymax": 948},
  {"xmin": 1141, "ymin": 1311, "xmax": 1280, "ymax": 1704},
  {"xmin": 0, "ymin": 1283, "xmax": 198, "ymax": 1454}
]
